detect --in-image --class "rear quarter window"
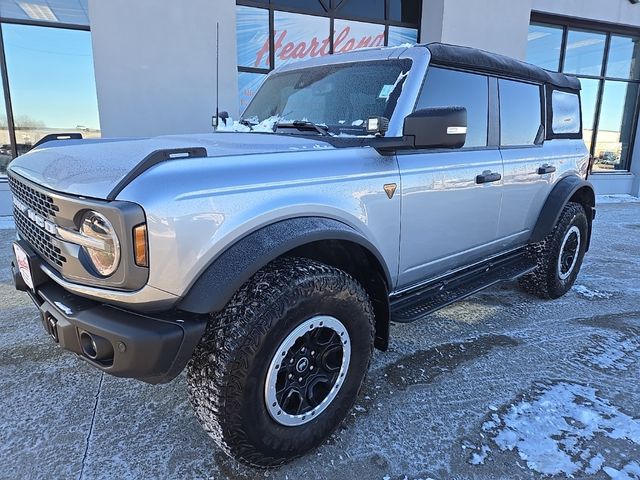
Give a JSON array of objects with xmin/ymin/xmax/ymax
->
[
  {"xmin": 499, "ymin": 79, "xmax": 543, "ymax": 146},
  {"xmin": 551, "ymin": 90, "xmax": 581, "ymax": 135}
]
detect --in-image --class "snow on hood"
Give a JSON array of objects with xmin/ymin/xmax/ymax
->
[{"xmin": 8, "ymin": 132, "xmax": 334, "ymax": 199}]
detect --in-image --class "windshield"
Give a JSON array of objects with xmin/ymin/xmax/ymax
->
[{"xmin": 240, "ymin": 59, "xmax": 412, "ymax": 136}]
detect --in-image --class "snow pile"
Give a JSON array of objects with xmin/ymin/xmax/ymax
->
[
  {"xmin": 573, "ymin": 284, "xmax": 614, "ymax": 299},
  {"xmin": 473, "ymin": 382, "xmax": 640, "ymax": 477},
  {"xmin": 216, "ymin": 116, "xmax": 280, "ymax": 133}
]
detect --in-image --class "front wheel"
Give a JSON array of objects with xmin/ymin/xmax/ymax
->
[
  {"xmin": 519, "ymin": 201, "xmax": 589, "ymax": 299},
  {"xmin": 187, "ymin": 257, "xmax": 375, "ymax": 467}
]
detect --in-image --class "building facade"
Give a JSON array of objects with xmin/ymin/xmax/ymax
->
[{"xmin": 0, "ymin": 0, "xmax": 639, "ymax": 215}]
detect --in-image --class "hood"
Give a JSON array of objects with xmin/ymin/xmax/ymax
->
[{"xmin": 8, "ymin": 132, "xmax": 335, "ymax": 199}]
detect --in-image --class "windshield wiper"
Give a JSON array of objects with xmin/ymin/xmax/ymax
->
[
  {"xmin": 276, "ymin": 120, "xmax": 332, "ymax": 136},
  {"xmin": 238, "ymin": 118, "xmax": 256, "ymax": 130}
]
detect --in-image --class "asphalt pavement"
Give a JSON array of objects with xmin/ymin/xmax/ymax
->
[{"xmin": 1, "ymin": 201, "xmax": 639, "ymax": 479}]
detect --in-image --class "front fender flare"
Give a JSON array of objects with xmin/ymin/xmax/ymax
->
[{"xmin": 178, "ymin": 217, "xmax": 392, "ymax": 314}]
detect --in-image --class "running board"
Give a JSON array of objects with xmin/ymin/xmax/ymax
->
[{"xmin": 390, "ymin": 249, "xmax": 536, "ymax": 323}]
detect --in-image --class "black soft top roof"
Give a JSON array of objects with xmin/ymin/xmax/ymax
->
[{"xmin": 425, "ymin": 43, "xmax": 581, "ymax": 91}]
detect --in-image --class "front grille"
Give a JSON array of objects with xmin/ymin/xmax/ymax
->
[
  {"xmin": 9, "ymin": 174, "xmax": 66, "ymax": 268},
  {"xmin": 8, "ymin": 174, "xmax": 59, "ymax": 218}
]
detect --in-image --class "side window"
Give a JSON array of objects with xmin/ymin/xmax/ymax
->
[
  {"xmin": 551, "ymin": 90, "xmax": 581, "ymax": 135},
  {"xmin": 499, "ymin": 79, "xmax": 543, "ymax": 146},
  {"xmin": 416, "ymin": 67, "xmax": 488, "ymax": 148}
]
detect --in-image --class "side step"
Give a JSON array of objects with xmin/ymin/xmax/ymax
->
[{"xmin": 390, "ymin": 249, "xmax": 536, "ymax": 323}]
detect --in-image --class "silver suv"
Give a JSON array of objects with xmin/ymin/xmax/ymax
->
[{"xmin": 8, "ymin": 43, "xmax": 595, "ymax": 467}]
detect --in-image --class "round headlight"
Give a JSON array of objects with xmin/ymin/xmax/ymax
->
[{"xmin": 80, "ymin": 211, "xmax": 120, "ymax": 277}]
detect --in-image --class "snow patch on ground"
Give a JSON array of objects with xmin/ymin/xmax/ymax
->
[
  {"xmin": 604, "ymin": 462, "xmax": 640, "ymax": 479},
  {"xmin": 575, "ymin": 333, "xmax": 640, "ymax": 372},
  {"xmin": 596, "ymin": 194, "xmax": 640, "ymax": 204},
  {"xmin": 0, "ymin": 216, "xmax": 14, "ymax": 230},
  {"xmin": 474, "ymin": 382, "xmax": 640, "ymax": 477},
  {"xmin": 573, "ymin": 284, "xmax": 614, "ymax": 299}
]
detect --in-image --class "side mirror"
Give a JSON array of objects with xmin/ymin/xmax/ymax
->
[{"xmin": 403, "ymin": 107, "xmax": 467, "ymax": 149}]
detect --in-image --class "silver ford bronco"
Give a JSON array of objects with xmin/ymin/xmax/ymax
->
[{"xmin": 9, "ymin": 43, "xmax": 595, "ymax": 467}]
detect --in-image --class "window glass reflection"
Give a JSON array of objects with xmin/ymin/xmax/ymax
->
[
  {"xmin": 333, "ymin": 19, "xmax": 385, "ymax": 54},
  {"xmin": 388, "ymin": 0, "xmax": 420, "ymax": 23},
  {"xmin": 577, "ymin": 77, "xmax": 600, "ymax": 154},
  {"xmin": 237, "ymin": 6, "xmax": 270, "ymax": 69},
  {"xmin": 0, "ymin": 75, "xmax": 10, "ymax": 175},
  {"xmin": 592, "ymin": 81, "xmax": 639, "ymax": 172},
  {"xmin": 388, "ymin": 25, "xmax": 418, "ymax": 46},
  {"xmin": 238, "ymin": 71, "xmax": 267, "ymax": 113},
  {"xmin": 273, "ymin": 11, "xmax": 330, "ymax": 68},
  {"xmin": 499, "ymin": 79, "xmax": 542, "ymax": 146},
  {"xmin": 417, "ymin": 67, "xmax": 488, "ymax": 148},
  {"xmin": 0, "ymin": 0, "xmax": 89, "ymax": 26},
  {"xmin": 526, "ymin": 23, "xmax": 563, "ymax": 71},
  {"xmin": 335, "ymin": 0, "xmax": 385, "ymax": 21},
  {"xmin": 563, "ymin": 29, "xmax": 606, "ymax": 76},
  {"xmin": 2, "ymin": 24, "xmax": 100, "ymax": 154},
  {"xmin": 606, "ymin": 35, "xmax": 640, "ymax": 80}
]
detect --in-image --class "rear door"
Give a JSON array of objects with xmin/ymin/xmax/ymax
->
[
  {"xmin": 497, "ymin": 78, "xmax": 555, "ymax": 246},
  {"xmin": 396, "ymin": 67, "xmax": 504, "ymax": 287}
]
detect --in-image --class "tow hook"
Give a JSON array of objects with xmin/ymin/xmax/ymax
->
[{"xmin": 44, "ymin": 313, "xmax": 58, "ymax": 343}]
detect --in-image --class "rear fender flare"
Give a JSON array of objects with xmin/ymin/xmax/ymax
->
[{"xmin": 530, "ymin": 176, "xmax": 595, "ymax": 249}]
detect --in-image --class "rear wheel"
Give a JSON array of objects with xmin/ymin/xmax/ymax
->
[
  {"xmin": 187, "ymin": 257, "xmax": 374, "ymax": 467},
  {"xmin": 519, "ymin": 202, "xmax": 589, "ymax": 299}
]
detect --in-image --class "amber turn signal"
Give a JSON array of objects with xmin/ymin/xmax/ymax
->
[{"xmin": 133, "ymin": 224, "xmax": 148, "ymax": 267}]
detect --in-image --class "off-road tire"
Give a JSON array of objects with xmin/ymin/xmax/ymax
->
[
  {"xmin": 519, "ymin": 201, "xmax": 588, "ymax": 299},
  {"xmin": 187, "ymin": 257, "xmax": 375, "ymax": 467}
]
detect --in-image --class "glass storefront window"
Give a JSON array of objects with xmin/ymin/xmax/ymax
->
[
  {"xmin": 237, "ymin": 6, "xmax": 270, "ymax": 69},
  {"xmin": 563, "ymin": 29, "xmax": 606, "ymax": 76},
  {"xmin": 578, "ymin": 77, "xmax": 600, "ymax": 153},
  {"xmin": 388, "ymin": 25, "xmax": 418, "ymax": 46},
  {"xmin": 271, "ymin": 0, "xmax": 328, "ymax": 15},
  {"xmin": 0, "ymin": 75, "xmax": 10, "ymax": 175},
  {"xmin": 236, "ymin": 1, "xmax": 421, "ymax": 110},
  {"xmin": 335, "ymin": 0, "xmax": 385, "ymax": 22},
  {"xmin": 526, "ymin": 23, "xmax": 563, "ymax": 71},
  {"xmin": 606, "ymin": 35, "xmax": 640, "ymax": 80},
  {"xmin": 0, "ymin": 0, "xmax": 89, "ymax": 26},
  {"xmin": 333, "ymin": 19, "xmax": 385, "ymax": 54},
  {"xmin": 388, "ymin": 0, "xmax": 421, "ymax": 24},
  {"xmin": 2, "ymin": 23, "xmax": 100, "ymax": 154},
  {"xmin": 273, "ymin": 11, "xmax": 330, "ymax": 68},
  {"xmin": 592, "ymin": 81, "xmax": 639, "ymax": 172}
]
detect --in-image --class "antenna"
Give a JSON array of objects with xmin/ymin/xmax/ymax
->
[{"xmin": 215, "ymin": 21, "xmax": 220, "ymax": 129}]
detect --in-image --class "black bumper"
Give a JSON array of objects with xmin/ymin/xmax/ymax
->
[{"xmin": 11, "ymin": 242, "xmax": 207, "ymax": 384}]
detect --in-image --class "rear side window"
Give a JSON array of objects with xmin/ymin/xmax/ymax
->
[
  {"xmin": 499, "ymin": 79, "xmax": 543, "ymax": 146},
  {"xmin": 416, "ymin": 67, "xmax": 488, "ymax": 148},
  {"xmin": 551, "ymin": 90, "xmax": 581, "ymax": 134}
]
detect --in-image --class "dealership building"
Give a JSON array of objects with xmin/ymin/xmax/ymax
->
[{"xmin": 0, "ymin": 0, "xmax": 639, "ymax": 215}]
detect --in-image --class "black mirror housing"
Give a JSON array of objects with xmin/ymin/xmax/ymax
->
[{"xmin": 403, "ymin": 107, "xmax": 467, "ymax": 149}]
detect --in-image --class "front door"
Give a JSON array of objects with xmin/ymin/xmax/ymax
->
[{"xmin": 397, "ymin": 67, "xmax": 504, "ymax": 288}]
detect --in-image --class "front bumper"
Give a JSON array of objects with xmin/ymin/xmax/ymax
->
[{"xmin": 12, "ymin": 241, "xmax": 207, "ymax": 384}]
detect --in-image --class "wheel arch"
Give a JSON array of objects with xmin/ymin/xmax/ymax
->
[
  {"xmin": 530, "ymin": 176, "xmax": 596, "ymax": 251},
  {"xmin": 177, "ymin": 217, "xmax": 392, "ymax": 351}
]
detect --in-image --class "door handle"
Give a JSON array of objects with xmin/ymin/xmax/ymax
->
[
  {"xmin": 537, "ymin": 164, "xmax": 557, "ymax": 174},
  {"xmin": 476, "ymin": 171, "xmax": 502, "ymax": 184}
]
